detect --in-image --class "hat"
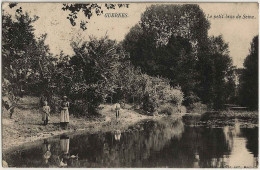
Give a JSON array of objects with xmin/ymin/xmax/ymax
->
[{"xmin": 63, "ymin": 96, "xmax": 67, "ymax": 99}]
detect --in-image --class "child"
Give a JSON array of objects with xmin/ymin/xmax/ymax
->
[
  {"xmin": 42, "ymin": 101, "xmax": 50, "ymax": 125},
  {"xmin": 115, "ymin": 103, "xmax": 120, "ymax": 118}
]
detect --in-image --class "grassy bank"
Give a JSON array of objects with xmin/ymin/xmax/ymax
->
[
  {"xmin": 2, "ymin": 96, "xmax": 176, "ymax": 152},
  {"xmin": 182, "ymin": 110, "xmax": 258, "ymax": 127}
]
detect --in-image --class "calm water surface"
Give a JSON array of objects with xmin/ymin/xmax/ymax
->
[{"xmin": 3, "ymin": 118, "xmax": 258, "ymax": 168}]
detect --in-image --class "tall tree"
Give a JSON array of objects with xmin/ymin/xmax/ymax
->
[
  {"xmin": 123, "ymin": 4, "xmax": 209, "ymax": 106},
  {"xmin": 2, "ymin": 7, "xmax": 56, "ymax": 109},
  {"xmin": 200, "ymin": 36, "xmax": 233, "ymax": 109},
  {"xmin": 239, "ymin": 36, "xmax": 258, "ymax": 109},
  {"xmin": 124, "ymin": 4, "xmax": 234, "ymax": 109},
  {"xmin": 66, "ymin": 36, "xmax": 128, "ymax": 114}
]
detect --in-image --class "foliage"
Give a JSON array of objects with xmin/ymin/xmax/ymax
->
[
  {"xmin": 2, "ymin": 6, "xmax": 185, "ymax": 117},
  {"xmin": 62, "ymin": 3, "xmax": 103, "ymax": 30},
  {"xmin": 2, "ymin": 8, "xmax": 57, "ymax": 112},
  {"xmin": 62, "ymin": 3, "xmax": 129, "ymax": 30},
  {"xmin": 123, "ymin": 4, "xmax": 207, "ymax": 106},
  {"xmin": 58, "ymin": 36, "xmax": 129, "ymax": 114},
  {"xmin": 140, "ymin": 4, "xmax": 209, "ymax": 47},
  {"xmin": 2, "ymin": 2, "xmax": 240, "ymax": 119},
  {"xmin": 137, "ymin": 74, "xmax": 184, "ymax": 113},
  {"xmin": 123, "ymin": 4, "xmax": 234, "ymax": 110},
  {"xmin": 196, "ymin": 36, "xmax": 234, "ymax": 110},
  {"xmin": 239, "ymin": 36, "xmax": 258, "ymax": 109},
  {"xmin": 187, "ymin": 102, "xmax": 208, "ymax": 113},
  {"xmin": 158, "ymin": 103, "xmax": 181, "ymax": 115}
]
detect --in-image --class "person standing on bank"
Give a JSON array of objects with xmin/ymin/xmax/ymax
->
[
  {"xmin": 115, "ymin": 102, "xmax": 120, "ymax": 119},
  {"xmin": 60, "ymin": 96, "xmax": 69, "ymax": 130},
  {"xmin": 42, "ymin": 101, "xmax": 50, "ymax": 125}
]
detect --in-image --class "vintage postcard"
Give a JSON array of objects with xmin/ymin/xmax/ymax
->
[{"xmin": 1, "ymin": 2, "xmax": 258, "ymax": 168}]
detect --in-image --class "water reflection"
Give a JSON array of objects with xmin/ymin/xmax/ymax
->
[
  {"xmin": 42, "ymin": 139, "xmax": 51, "ymax": 165},
  {"xmin": 223, "ymin": 123, "xmax": 258, "ymax": 168},
  {"xmin": 3, "ymin": 118, "xmax": 258, "ymax": 168},
  {"xmin": 59, "ymin": 135, "xmax": 69, "ymax": 167},
  {"xmin": 114, "ymin": 130, "xmax": 121, "ymax": 141}
]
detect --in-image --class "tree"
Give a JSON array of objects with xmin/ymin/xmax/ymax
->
[
  {"xmin": 2, "ymin": 10, "xmax": 38, "ymax": 97},
  {"xmin": 124, "ymin": 5, "xmax": 235, "ymax": 110},
  {"xmin": 123, "ymin": 4, "xmax": 209, "ymax": 107},
  {"xmin": 239, "ymin": 36, "xmax": 258, "ymax": 109},
  {"xmin": 66, "ymin": 36, "xmax": 128, "ymax": 115},
  {"xmin": 195, "ymin": 36, "xmax": 234, "ymax": 110},
  {"xmin": 139, "ymin": 4, "xmax": 209, "ymax": 46},
  {"xmin": 2, "ymin": 7, "xmax": 57, "ymax": 113}
]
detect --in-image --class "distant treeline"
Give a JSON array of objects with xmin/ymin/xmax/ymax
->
[{"xmin": 2, "ymin": 4, "xmax": 258, "ymax": 117}]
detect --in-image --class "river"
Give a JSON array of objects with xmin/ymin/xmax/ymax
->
[{"xmin": 3, "ymin": 118, "xmax": 258, "ymax": 168}]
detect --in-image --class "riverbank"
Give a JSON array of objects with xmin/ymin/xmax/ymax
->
[
  {"xmin": 2, "ymin": 96, "xmax": 177, "ymax": 152},
  {"xmin": 182, "ymin": 110, "xmax": 258, "ymax": 128}
]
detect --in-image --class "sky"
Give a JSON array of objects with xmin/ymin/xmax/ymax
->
[{"xmin": 2, "ymin": 2, "xmax": 258, "ymax": 68}]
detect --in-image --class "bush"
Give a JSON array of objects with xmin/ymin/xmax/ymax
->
[
  {"xmin": 139, "ymin": 74, "xmax": 184, "ymax": 114},
  {"xmin": 49, "ymin": 95, "xmax": 62, "ymax": 114},
  {"xmin": 158, "ymin": 103, "xmax": 182, "ymax": 115},
  {"xmin": 161, "ymin": 86, "xmax": 184, "ymax": 105},
  {"xmin": 69, "ymin": 100, "xmax": 86, "ymax": 117},
  {"xmin": 142, "ymin": 92, "xmax": 158, "ymax": 113},
  {"xmin": 187, "ymin": 102, "xmax": 208, "ymax": 113},
  {"xmin": 183, "ymin": 92, "xmax": 200, "ymax": 107}
]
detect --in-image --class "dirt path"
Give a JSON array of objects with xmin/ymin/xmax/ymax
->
[{"xmin": 2, "ymin": 96, "xmax": 165, "ymax": 152}]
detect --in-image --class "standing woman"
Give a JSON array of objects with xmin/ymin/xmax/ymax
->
[{"xmin": 60, "ymin": 96, "xmax": 69, "ymax": 130}]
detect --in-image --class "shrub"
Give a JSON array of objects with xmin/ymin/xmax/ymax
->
[
  {"xmin": 183, "ymin": 92, "xmax": 200, "ymax": 107},
  {"xmin": 142, "ymin": 92, "xmax": 159, "ymax": 113},
  {"xmin": 158, "ymin": 103, "xmax": 185, "ymax": 115},
  {"xmin": 161, "ymin": 86, "xmax": 184, "ymax": 105},
  {"xmin": 49, "ymin": 95, "xmax": 62, "ymax": 114},
  {"xmin": 69, "ymin": 100, "xmax": 90, "ymax": 117},
  {"xmin": 159, "ymin": 104, "xmax": 175, "ymax": 115},
  {"xmin": 187, "ymin": 102, "xmax": 208, "ymax": 113},
  {"xmin": 139, "ymin": 74, "xmax": 184, "ymax": 114}
]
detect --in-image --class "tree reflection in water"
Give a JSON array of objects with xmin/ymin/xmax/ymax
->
[{"xmin": 3, "ymin": 118, "xmax": 258, "ymax": 168}]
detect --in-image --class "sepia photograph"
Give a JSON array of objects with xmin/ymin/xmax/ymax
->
[{"xmin": 1, "ymin": 2, "xmax": 259, "ymax": 168}]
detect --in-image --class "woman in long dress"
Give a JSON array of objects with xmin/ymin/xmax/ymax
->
[{"xmin": 60, "ymin": 96, "xmax": 69, "ymax": 130}]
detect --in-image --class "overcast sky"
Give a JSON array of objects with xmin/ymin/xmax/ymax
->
[{"xmin": 3, "ymin": 3, "xmax": 258, "ymax": 68}]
